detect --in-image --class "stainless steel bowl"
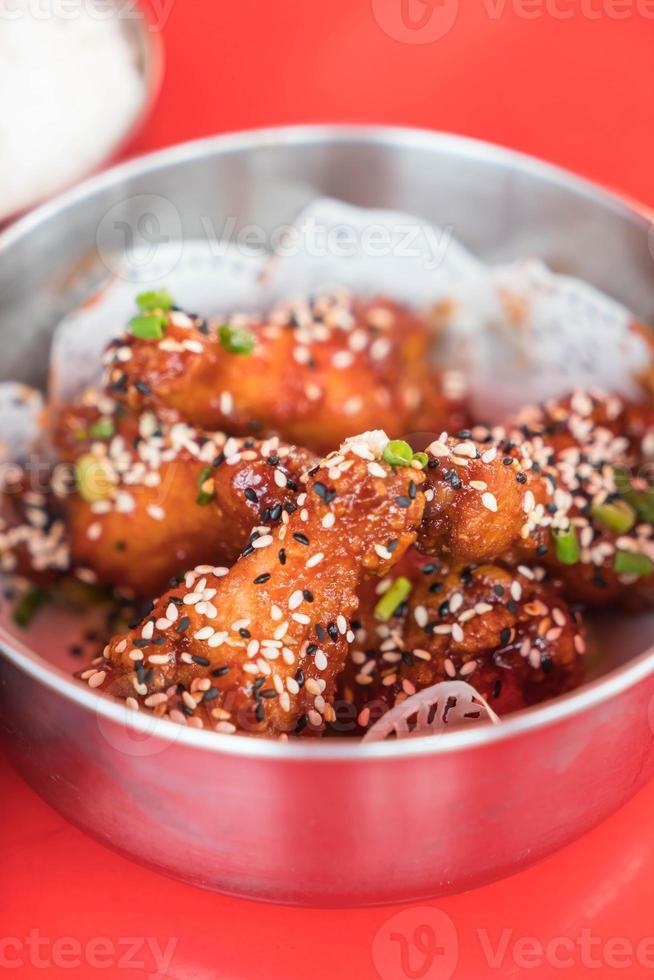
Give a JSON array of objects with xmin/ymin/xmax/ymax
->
[{"xmin": 2, "ymin": 126, "xmax": 654, "ymax": 907}]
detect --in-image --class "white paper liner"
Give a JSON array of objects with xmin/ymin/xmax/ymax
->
[
  {"xmin": 46, "ymin": 197, "xmax": 652, "ymax": 423},
  {"xmin": 363, "ymin": 680, "xmax": 501, "ymax": 742},
  {"xmin": 0, "ymin": 383, "xmax": 44, "ymax": 463}
]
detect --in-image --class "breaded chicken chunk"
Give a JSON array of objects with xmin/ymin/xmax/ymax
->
[
  {"xmin": 342, "ymin": 561, "xmax": 585, "ymax": 735},
  {"xmin": 63, "ymin": 414, "xmax": 316, "ymax": 597},
  {"xmin": 100, "ymin": 293, "xmax": 465, "ymax": 452},
  {"xmin": 79, "ymin": 431, "xmax": 426, "ymax": 736}
]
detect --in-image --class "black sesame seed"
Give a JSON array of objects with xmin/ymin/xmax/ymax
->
[
  {"xmin": 213, "ymin": 452, "xmax": 225, "ymax": 467},
  {"xmin": 500, "ymin": 628, "xmax": 511, "ymax": 646},
  {"xmin": 241, "ymin": 544, "xmax": 255, "ymax": 558},
  {"xmin": 516, "ymin": 472, "xmax": 527, "ymax": 485},
  {"xmin": 270, "ymin": 504, "xmax": 282, "ymax": 521},
  {"xmin": 408, "ymin": 481, "xmax": 417, "ymax": 499},
  {"xmin": 293, "ymin": 532, "xmax": 310, "ymax": 545},
  {"xmin": 244, "ymin": 487, "xmax": 258, "ymax": 504},
  {"xmin": 395, "ymin": 496, "xmax": 411, "ymax": 508},
  {"xmin": 315, "ymin": 624, "xmax": 327, "ymax": 642},
  {"xmin": 295, "ymin": 714, "xmax": 309, "ymax": 733},
  {"xmin": 260, "ymin": 689, "xmax": 277, "ymax": 699},
  {"xmin": 203, "ymin": 688, "xmax": 219, "ymax": 702},
  {"xmin": 327, "ymin": 623, "xmax": 339, "ymax": 642},
  {"xmin": 295, "ymin": 668, "xmax": 305, "ymax": 686},
  {"xmin": 192, "ymin": 655, "xmax": 210, "ymax": 667},
  {"xmin": 211, "ymin": 666, "xmax": 230, "ymax": 677},
  {"xmin": 254, "ymin": 573, "xmax": 271, "ymax": 585},
  {"xmin": 255, "ymin": 703, "xmax": 265, "ymax": 723},
  {"xmin": 239, "ymin": 628, "xmax": 251, "ymax": 638},
  {"xmin": 278, "ymin": 548, "xmax": 286, "ymax": 565},
  {"xmin": 133, "ymin": 638, "xmax": 150, "ymax": 648},
  {"xmin": 492, "ymin": 584, "xmax": 505, "ymax": 597},
  {"xmin": 302, "ymin": 590, "xmax": 314, "ymax": 602},
  {"xmin": 134, "ymin": 381, "xmax": 151, "ymax": 396},
  {"xmin": 175, "ymin": 616, "xmax": 190, "ymax": 633}
]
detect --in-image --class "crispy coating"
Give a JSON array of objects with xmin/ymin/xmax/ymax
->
[
  {"xmin": 80, "ymin": 432, "xmax": 426, "ymax": 736},
  {"xmin": 342, "ymin": 562, "xmax": 585, "ymax": 735},
  {"xmin": 417, "ymin": 393, "xmax": 654, "ymax": 605},
  {"xmin": 63, "ymin": 418, "xmax": 316, "ymax": 597},
  {"xmin": 0, "ymin": 461, "xmax": 69, "ymax": 582},
  {"xmin": 101, "ymin": 295, "xmax": 466, "ymax": 453}
]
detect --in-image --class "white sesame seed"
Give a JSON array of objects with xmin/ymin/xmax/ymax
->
[
  {"xmin": 252, "ymin": 534, "xmax": 273, "ymax": 549},
  {"xmin": 315, "ymin": 650, "xmax": 328, "ymax": 671},
  {"xmin": 414, "ymin": 605, "xmax": 428, "ymax": 628},
  {"xmin": 482, "ymin": 492, "xmax": 498, "ymax": 513},
  {"xmin": 306, "ymin": 552, "xmax": 324, "ymax": 568}
]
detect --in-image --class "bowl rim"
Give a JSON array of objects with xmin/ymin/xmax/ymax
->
[{"xmin": 2, "ymin": 122, "xmax": 654, "ymax": 762}]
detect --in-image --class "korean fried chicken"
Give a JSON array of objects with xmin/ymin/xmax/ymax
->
[
  {"xmin": 418, "ymin": 392, "xmax": 654, "ymax": 606},
  {"xmin": 79, "ymin": 432, "xmax": 425, "ymax": 736},
  {"xmin": 340, "ymin": 561, "xmax": 585, "ymax": 735},
  {"xmin": 100, "ymin": 293, "xmax": 465, "ymax": 453},
  {"xmin": 64, "ymin": 419, "xmax": 316, "ymax": 597}
]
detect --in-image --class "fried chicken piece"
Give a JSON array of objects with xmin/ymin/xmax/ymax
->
[
  {"xmin": 345, "ymin": 562, "xmax": 585, "ymax": 735},
  {"xmin": 0, "ymin": 459, "xmax": 69, "ymax": 583},
  {"xmin": 63, "ymin": 417, "xmax": 316, "ymax": 597},
  {"xmin": 100, "ymin": 295, "xmax": 466, "ymax": 453},
  {"xmin": 80, "ymin": 431, "xmax": 426, "ymax": 737},
  {"xmin": 417, "ymin": 392, "xmax": 654, "ymax": 606}
]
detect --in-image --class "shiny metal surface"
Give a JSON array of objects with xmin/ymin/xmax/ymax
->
[{"xmin": 1, "ymin": 126, "xmax": 654, "ymax": 906}]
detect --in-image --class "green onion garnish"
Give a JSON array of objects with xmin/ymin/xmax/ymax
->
[
  {"xmin": 553, "ymin": 526, "xmax": 580, "ymax": 565},
  {"xmin": 76, "ymin": 454, "xmax": 113, "ymax": 503},
  {"xmin": 615, "ymin": 468, "xmax": 654, "ymax": 522},
  {"xmin": 13, "ymin": 587, "xmax": 45, "ymax": 628},
  {"xmin": 219, "ymin": 324, "xmax": 256, "ymax": 355},
  {"xmin": 382, "ymin": 440, "xmax": 414, "ymax": 467},
  {"xmin": 614, "ymin": 550, "xmax": 653, "ymax": 577},
  {"xmin": 89, "ymin": 419, "xmax": 115, "ymax": 441},
  {"xmin": 129, "ymin": 314, "xmax": 167, "ymax": 340},
  {"xmin": 412, "ymin": 451, "xmax": 429, "ymax": 468},
  {"xmin": 196, "ymin": 466, "xmax": 215, "ymax": 506},
  {"xmin": 136, "ymin": 288, "xmax": 174, "ymax": 312},
  {"xmin": 374, "ymin": 576, "xmax": 412, "ymax": 621},
  {"xmin": 591, "ymin": 499, "xmax": 636, "ymax": 534}
]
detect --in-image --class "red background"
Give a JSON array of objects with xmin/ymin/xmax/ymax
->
[{"xmin": 4, "ymin": 2, "xmax": 654, "ymax": 978}]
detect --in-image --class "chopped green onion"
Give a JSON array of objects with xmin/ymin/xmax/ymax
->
[
  {"xmin": 89, "ymin": 419, "xmax": 115, "ymax": 440},
  {"xmin": 591, "ymin": 499, "xmax": 635, "ymax": 534},
  {"xmin": 382, "ymin": 440, "xmax": 414, "ymax": 467},
  {"xmin": 136, "ymin": 288, "xmax": 174, "ymax": 312},
  {"xmin": 196, "ymin": 466, "xmax": 215, "ymax": 506},
  {"xmin": 374, "ymin": 576, "xmax": 412, "ymax": 621},
  {"xmin": 219, "ymin": 323, "xmax": 255, "ymax": 355},
  {"xmin": 553, "ymin": 526, "xmax": 580, "ymax": 565},
  {"xmin": 129, "ymin": 313, "xmax": 167, "ymax": 340},
  {"xmin": 76, "ymin": 453, "xmax": 113, "ymax": 503},
  {"xmin": 13, "ymin": 587, "xmax": 45, "ymax": 628},
  {"xmin": 614, "ymin": 468, "xmax": 654, "ymax": 522},
  {"xmin": 614, "ymin": 550, "xmax": 653, "ymax": 577},
  {"xmin": 412, "ymin": 451, "xmax": 429, "ymax": 468}
]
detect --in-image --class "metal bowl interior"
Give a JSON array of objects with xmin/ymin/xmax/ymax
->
[{"xmin": 2, "ymin": 125, "xmax": 654, "ymax": 905}]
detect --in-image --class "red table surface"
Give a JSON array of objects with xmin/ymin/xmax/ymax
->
[{"xmin": 3, "ymin": 3, "xmax": 654, "ymax": 978}]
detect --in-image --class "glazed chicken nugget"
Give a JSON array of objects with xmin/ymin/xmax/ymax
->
[
  {"xmin": 417, "ymin": 392, "xmax": 654, "ymax": 606},
  {"xmin": 80, "ymin": 431, "xmax": 426, "ymax": 736},
  {"xmin": 0, "ymin": 460, "xmax": 69, "ymax": 582},
  {"xmin": 102, "ymin": 294, "xmax": 465, "ymax": 453},
  {"xmin": 346, "ymin": 562, "xmax": 585, "ymax": 735},
  {"xmin": 64, "ymin": 420, "xmax": 316, "ymax": 597}
]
